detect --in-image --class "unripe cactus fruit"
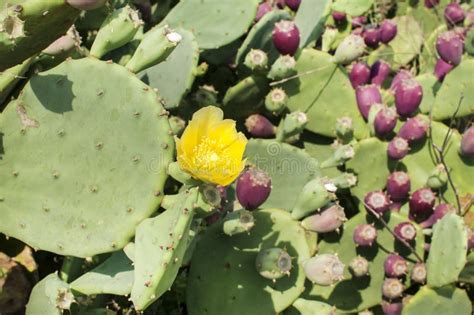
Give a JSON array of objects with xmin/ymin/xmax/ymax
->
[
  {"xmin": 256, "ymin": 1, "xmax": 273, "ymax": 22},
  {"xmin": 245, "ymin": 114, "xmax": 276, "ymax": 138},
  {"xmin": 409, "ymin": 188, "xmax": 435, "ymax": 221},
  {"xmin": 381, "ymin": 301, "xmax": 403, "ymax": 315},
  {"xmin": 333, "ymin": 34, "xmax": 366, "ymax": 64},
  {"xmin": 383, "ymin": 254, "xmax": 408, "ymax": 278},
  {"xmin": 411, "ymin": 262, "xmax": 427, "ymax": 284},
  {"xmin": 426, "ymin": 164, "xmax": 448, "ymax": 189},
  {"xmin": 255, "ymin": 248, "xmax": 292, "ymax": 280},
  {"xmin": 320, "ymin": 144, "xmax": 355, "ymax": 168},
  {"xmin": 356, "ymin": 84, "xmax": 382, "ymax": 119},
  {"xmin": 352, "ymin": 16, "xmax": 367, "ymax": 28},
  {"xmin": 332, "ymin": 11, "xmax": 347, "ymax": 23},
  {"xmin": 364, "ymin": 191, "xmax": 391, "ymax": 214},
  {"xmin": 349, "ymin": 62, "xmax": 371, "ymax": 88},
  {"xmin": 292, "ymin": 178, "xmax": 336, "ymax": 220},
  {"xmin": 444, "ymin": 3, "xmax": 465, "ymax": 26},
  {"xmin": 43, "ymin": 26, "xmax": 81, "ymax": 56},
  {"xmin": 67, "ymin": 0, "xmax": 107, "ymax": 10},
  {"xmin": 424, "ymin": 0, "xmax": 439, "ymax": 8},
  {"xmin": 370, "ymin": 60, "xmax": 391, "ymax": 86},
  {"xmin": 285, "ymin": 0, "xmax": 301, "ymax": 11},
  {"xmin": 363, "ymin": 26, "xmax": 381, "ymax": 48},
  {"xmin": 335, "ymin": 116, "xmax": 354, "ymax": 142},
  {"xmin": 268, "ymin": 55, "xmax": 297, "ymax": 80},
  {"xmin": 460, "ymin": 126, "xmax": 474, "ymax": 157},
  {"xmin": 372, "ymin": 105, "xmax": 398, "ymax": 138},
  {"xmin": 387, "ymin": 137, "xmax": 410, "ymax": 160},
  {"xmin": 436, "ymin": 31, "xmax": 463, "ymax": 66},
  {"xmin": 222, "ymin": 210, "xmax": 255, "ymax": 236},
  {"xmin": 349, "ymin": 256, "xmax": 370, "ymax": 277},
  {"xmin": 382, "ymin": 278, "xmax": 404, "ymax": 299},
  {"xmin": 353, "ymin": 224, "xmax": 377, "ymax": 246},
  {"xmin": 419, "ymin": 203, "xmax": 455, "ymax": 228},
  {"xmin": 390, "ymin": 69, "xmax": 413, "ymax": 92},
  {"xmin": 244, "ymin": 49, "xmax": 269, "ymax": 72},
  {"xmin": 303, "ymin": 254, "xmax": 345, "ymax": 285},
  {"xmin": 276, "ymin": 111, "xmax": 308, "ymax": 141},
  {"xmin": 379, "ymin": 19, "xmax": 398, "ymax": 44},
  {"xmin": 394, "ymin": 79, "xmax": 423, "ymax": 118},
  {"xmin": 386, "ymin": 171, "xmax": 411, "ymax": 202},
  {"xmin": 394, "ymin": 222, "xmax": 417, "ymax": 241},
  {"xmin": 272, "ymin": 20, "xmax": 300, "ymax": 56},
  {"xmin": 236, "ymin": 168, "xmax": 272, "ymax": 210},
  {"xmin": 398, "ymin": 115, "xmax": 429, "ymax": 143},
  {"xmin": 434, "ymin": 58, "xmax": 454, "ymax": 81},
  {"xmin": 301, "ymin": 203, "xmax": 347, "ymax": 233},
  {"xmin": 265, "ymin": 88, "xmax": 288, "ymax": 114}
]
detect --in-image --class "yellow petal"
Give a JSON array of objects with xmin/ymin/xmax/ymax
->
[
  {"xmin": 192, "ymin": 106, "xmax": 224, "ymax": 140},
  {"xmin": 207, "ymin": 119, "xmax": 238, "ymax": 146}
]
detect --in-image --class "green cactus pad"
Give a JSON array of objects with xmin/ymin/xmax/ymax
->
[
  {"xmin": 431, "ymin": 59, "xmax": 474, "ymax": 120},
  {"xmin": 415, "ymin": 73, "xmax": 440, "ymax": 114},
  {"xmin": 70, "ymin": 250, "xmax": 134, "ymax": 296},
  {"xmin": 302, "ymin": 132, "xmax": 343, "ymax": 178},
  {"xmin": 331, "ymin": 0, "xmax": 374, "ymax": 16},
  {"xmin": 140, "ymin": 29, "xmax": 199, "ymax": 109},
  {"xmin": 402, "ymin": 120, "xmax": 474, "ymax": 205},
  {"xmin": 0, "ymin": 57, "xmax": 174, "ymax": 257},
  {"xmin": 426, "ymin": 213, "xmax": 468, "ymax": 287},
  {"xmin": 419, "ymin": 25, "xmax": 446, "ymax": 74},
  {"xmin": 244, "ymin": 139, "xmax": 320, "ymax": 211},
  {"xmin": 131, "ymin": 188, "xmax": 198, "ymax": 310},
  {"xmin": 236, "ymin": 11, "xmax": 291, "ymax": 67},
  {"xmin": 346, "ymin": 137, "xmax": 390, "ymax": 200},
  {"xmin": 162, "ymin": 0, "xmax": 258, "ymax": 50},
  {"xmin": 223, "ymin": 75, "xmax": 269, "ymax": 118},
  {"xmin": 281, "ymin": 49, "xmax": 370, "ymax": 139},
  {"xmin": 0, "ymin": 57, "xmax": 33, "ymax": 105},
  {"xmin": 25, "ymin": 273, "xmax": 73, "ymax": 315},
  {"xmin": 304, "ymin": 212, "xmax": 424, "ymax": 313},
  {"xmin": 292, "ymin": 298, "xmax": 335, "ymax": 315},
  {"xmin": 388, "ymin": 16, "xmax": 424, "ymax": 67},
  {"xmin": 402, "ymin": 285, "xmax": 472, "ymax": 315},
  {"xmin": 187, "ymin": 208, "xmax": 311, "ymax": 315},
  {"xmin": 0, "ymin": 0, "xmax": 79, "ymax": 71},
  {"xmin": 295, "ymin": 0, "xmax": 331, "ymax": 48},
  {"xmin": 459, "ymin": 252, "xmax": 474, "ymax": 284}
]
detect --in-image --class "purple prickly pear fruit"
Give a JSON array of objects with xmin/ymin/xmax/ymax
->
[
  {"xmin": 364, "ymin": 191, "xmax": 391, "ymax": 214},
  {"xmin": 245, "ymin": 114, "xmax": 276, "ymax": 138},
  {"xmin": 352, "ymin": 16, "xmax": 367, "ymax": 28},
  {"xmin": 419, "ymin": 203, "xmax": 455, "ymax": 228},
  {"xmin": 444, "ymin": 3, "xmax": 465, "ymax": 26},
  {"xmin": 236, "ymin": 167, "xmax": 272, "ymax": 210},
  {"xmin": 301, "ymin": 203, "xmax": 347, "ymax": 233},
  {"xmin": 460, "ymin": 126, "xmax": 474, "ymax": 157},
  {"xmin": 332, "ymin": 11, "xmax": 347, "ymax": 23},
  {"xmin": 285, "ymin": 0, "xmax": 301, "ymax": 11},
  {"xmin": 349, "ymin": 62, "xmax": 371, "ymax": 88},
  {"xmin": 373, "ymin": 105, "xmax": 398, "ymax": 138},
  {"xmin": 356, "ymin": 84, "xmax": 382, "ymax": 119},
  {"xmin": 387, "ymin": 137, "xmax": 410, "ymax": 160},
  {"xmin": 411, "ymin": 262, "xmax": 427, "ymax": 284},
  {"xmin": 303, "ymin": 254, "xmax": 345, "ymax": 285},
  {"xmin": 363, "ymin": 26, "xmax": 381, "ymax": 48},
  {"xmin": 256, "ymin": 1, "xmax": 273, "ymax": 22},
  {"xmin": 468, "ymin": 229, "xmax": 474, "ymax": 251},
  {"xmin": 255, "ymin": 247, "xmax": 292, "ymax": 279},
  {"xmin": 424, "ymin": 0, "xmax": 439, "ymax": 8},
  {"xmin": 275, "ymin": 0, "xmax": 286, "ymax": 8},
  {"xmin": 353, "ymin": 224, "xmax": 377, "ymax": 246},
  {"xmin": 398, "ymin": 115, "xmax": 429, "ymax": 143},
  {"xmin": 272, "ymin": 20, "xmax": 300, "ymax": 56},
  {"xmin": 349, "ymin": 256, "xmax": 369, "ymax": 277},
  {"xmin": 394, "ymin": 222, "xmax": 417, "ymax": 241},
  {"xmin": 436, "ymin": 31, "xmax": 464, "ymax": 66},
  {"xmin": 66, "ymin": 0, "xmax": 107, "ymax": 10},
  {"xmin": 382, "ymin": 301, "xmax": 403, "ymax": 315},
  {"xmin": 394, "ymin": 79, "xmax": 423, "ymax": 118},
  {"xmin": 370, "ymin": 60, "xmax": 391, "ymax": 86},
  {"xmin": 382, "ymin": 278, "xmax": 404, "ymax": 299},
  {"xmin": 380, "ymin": 20, "xmax": 398, "ymax": 44},
  {"xmin": 387, "ymin": 172, "xmax": 411, "ymax": 202},
  {"xmin": 384, "ymin": 254, "xmax": 408, "ymax": 278},
  {"xmin": 434, "ymin": 58, "xmax": 454, "ymax": 81},
  {"xmin": 466, "ymin": 9, "xmax": 474, "ymax": 27},
  {"xmin": 390, "ymin": 69, "xmax": 413, "ymax": 92},
  {"xmin": 409, "ymin": 188, "xmax": 436, "ymax": 221}
]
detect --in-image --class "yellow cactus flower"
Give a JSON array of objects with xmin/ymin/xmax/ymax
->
[{"xmin": 176, "ymin": 106, "xmax": 247, "ymax": 186}]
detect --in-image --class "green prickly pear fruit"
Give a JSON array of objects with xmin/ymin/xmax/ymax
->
[
  {"xmin": 267, "ymin": 55, "xmax": 296, "ymax": 80},
  {"xmin": 244, "ymin": 49, "xmax": 269, "ymax": 73},
  {"xmin": 169, "ymin": 115, "xmax": 186, "ymax": 136},
  {"xmin": 332, "ymin": 34, "xmax": 366, "ymax": 65},
  {"xmin": 66, "ymin": 0, "xmax": 107, "ymax": 10},
  {"xmin": 42, "ymin": 26, "xmax": 81, "ymax": 56},
  {"xmin": 322, "ymin": 27, "xmax": 338, "ymax": 52},
  {"xmin": 320, "ymin": 144, "xmax": 355, "ymax": 168},
  {"xmin": 255, "ymin": 248, "xmax": 292, "ymax": 280},
  {"xmin": 90, "ymin": 6, "xmax": 143, "ymax": 58},
  {"xmin": 199, "ymin": 184, "xmax": 222, "ymax": 208},
  {"xmin": 292, "ymin": 178, "xmax": 336, "ymax": 220},
  {"xmin": 126, "ymin": 26, "xmax": 182, "ymax": 73},
  {"xmin": 426, "ymin": 164, "xmax": 448, "ymax": 189},
  {"xmin": 276, "ymin": 111, "xmax": 307, "ymax": 142},
  {"xmin": 193, "ymin": 85, "xmax": 219, "ymax": 107},
  {"xmin": 329, "ymin": 173, "xmax": 358, "ymax": 189},
  {"xmin": 349, "ymin": 256, "xmax": 369, "ymax": 277},
  {"xmin": 265, "ymin": 88, "xmax": 287, "ymax": 114},
  {"xmin": 222, "ymin": 210, "xmax": 255, "ymax": 236},
  {"xmin": 303, "ymin": 254, "xmax": 344, "ymax": 285},
  {"xmin": 335, "ymin": 116, "xmax": 354, "ymax": 144}
]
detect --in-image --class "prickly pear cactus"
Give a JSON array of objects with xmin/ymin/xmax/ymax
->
[{"xmin": 25, "ymin": 273, "xmax": 73, "ymax": 315}]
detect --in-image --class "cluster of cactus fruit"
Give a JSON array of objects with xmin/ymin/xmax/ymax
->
[{"xmin": 0, "ymin": 0, "xmax": 473, "ymax": 314}]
